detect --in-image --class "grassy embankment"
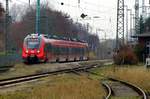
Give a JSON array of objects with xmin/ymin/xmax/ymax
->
[
  {"xmin": 0, "ymin": 63, "xmax": 68, "ymax": 80},
  {"xmin": 0, "ymin": 74, "xmax": 105, "ymax": 99},
  {"xmin": 0, "ymin": 61, "xmax": 107, "ymax": 99},
  {"xmin": 1, "ymin": 61, "xmax": 148, "ymax": 99},
  {"xmin": 0, "ymin": 60, "xmax": 108, "ymax": 80},
  {"xmin": 91, "ymin": 64, "xmax": 150, "ymax": 92}
]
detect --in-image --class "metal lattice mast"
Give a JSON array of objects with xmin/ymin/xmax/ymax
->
[
  {"xmin": 5, "ymin": 0, "xmax": 9, "ymax": 55},
  {"xmin": 36, "ymin": 0, "xmax": 40, "ymax": 35},
  {"xmin": 29, "ymin": 0, "xmax": 30, "ymax": 6},
  {"xmin": 142, "ymin": 0, "xmax": 145, "ymax": 17},
  {"xmin": 116, "ymin": 0, "xmax": 124, "ymax": 49},
  {"xmin": 135, "ymin": 0, "xmax": 139, "ymax": 34}
]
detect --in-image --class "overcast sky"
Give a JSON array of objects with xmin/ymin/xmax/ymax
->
[{"xmin": 0, "ymin": 0, "xmax": 150, "ymax": 39}]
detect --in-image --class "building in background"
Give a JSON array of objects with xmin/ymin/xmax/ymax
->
[{"xmin": 133, "ymin": 32, "xmax": 150, "ymax": 58}]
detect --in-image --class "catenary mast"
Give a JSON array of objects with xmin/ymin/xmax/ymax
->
[
  {"xmin": 116, "ymin": 0, "xmax": 124, "ymax": 49},
  {"xmin": 36, "ymin": 0, "xmax": 40, "ymax": 35}
]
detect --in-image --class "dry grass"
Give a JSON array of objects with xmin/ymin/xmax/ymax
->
[
  {"xmin": 0, "ymin": 62, "xmax": 74, "ymax": 80},
  {"xmin": 92, "ymin": 65, "xmax": 150, "ymax": 92},
  {"xmin": 0, "ymin": 74, "xmax": 105, "ymax": 99},
  {"xmin": 0, "ymin": 60, "xmax": 107, "ymax": 80}
]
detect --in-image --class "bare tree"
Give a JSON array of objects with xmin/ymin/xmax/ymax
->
[
  {"xmin": 9, "ymin": 3, "xmax": 101, "ymax": 59},
  {"xmin": 9, "ymin": 4, "xmax": 25, "ymax": 22},
  {"xmin": 0, "ymin": 3, "xmax": 4, "ymax": 17}
]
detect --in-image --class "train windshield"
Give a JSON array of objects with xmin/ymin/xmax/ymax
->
[{"xmin": 26, "ymin": 38, "xmax": 40, "ymax": 49}]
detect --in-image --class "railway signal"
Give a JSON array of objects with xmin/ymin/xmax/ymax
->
[
  {"xmin": 61, "ymin": 2, "xmax": 64, "ymax": 5},
  {"xmin": 80, "ymin": 13, "xmax": 87, "ymax": 19}
]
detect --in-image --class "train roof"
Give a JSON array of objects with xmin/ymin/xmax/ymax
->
[
  {"xmin": 24, "ymin": 34, "xmax": 88, "ymax": 47},
  {"xmin": 43, "ymin": 34, "xmax": 87, "ymax": 43},
  {"xmin": 25, "ymin": 34, "xmax": 43, "ymax": 39},
  {"xmin": 43, "ymin": 35, "xmax": 88, "ymax": 47},
  {"xmin": 25, "ymin": 34, "xmax": 87, "ymax": 43}
]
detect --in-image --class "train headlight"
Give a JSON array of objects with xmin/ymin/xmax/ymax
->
[
  {"xmin": 37, "ymin": 50, "xmax": 40, "ymax": 53},
  {"xmin": 26, "ymin": 50, "xmax": 29, "ymax": 53}
]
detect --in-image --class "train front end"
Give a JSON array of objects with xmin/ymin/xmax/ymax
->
[{"xmin": 22, "ymin": 34, "xmax": 45, "ymax": 63}]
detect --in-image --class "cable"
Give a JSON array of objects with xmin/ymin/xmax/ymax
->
[
  {"xmin": 82, "ymin": 0, "xmax": 116, "ymax": 11},
  {"xmin": 51, "ymin": 0, "xmax": 113, "ymax": 14},
  {"xmin": 82, "ymin": 0, "xmax": 112, "ymax": 8},
  {"xmin": 15, "ymin": 0, "xmax": 28, "ymax": 4}
]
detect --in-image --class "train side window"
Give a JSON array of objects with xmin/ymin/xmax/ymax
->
[
  {"xmin": 66, "ymin": 47, "xmax": 69, "ymax": 54},
  {"xmin": 69, "ymin": 48, "xmax": 73, "ymax": 54},
  {"xmin": 53, "ymin": 46, "xmax": 56, "ymax": 54},
  {"xmin": 75, "ymin": 48, "xmax": 77, "ymax": 54},
  {"xmin": 80, "ymin": 48, "xmax": 81, "ymax": 54},
  {"xmin": 60, "ymin": 47, "xmax": 63, "ymax": 54},
  {"xmin": 81, "ymin": 48, "xmax": 83, "ymax": 55},
  {"xmin": 48, "ymin": 44, "xmax": 51, "ymax": 52},
  {"xmin": 68, "ymin": 48, "xmax": 71, "ymax": 54},
  {"xmin": 83, "ymin": 48, "xmax": 85, "ymax": 54},
  {"xmin": 50, "ymin": 45, "xmax": 54, "ymax": 54},
  {"xmin": 59, "ymin": 47, "xmax": 63, "ymax": 54},
  {"xmin": 82, "ymin": 48, "xmax": 84, "ymax": 55},
  {"xmin": 80, "ymin": 48, "xmax": 82, "ymax": 55},
  {"xmin": 76, "ymin": 48, "xmax": 78, "ymax": 54},
  {"xmin": 80, "ymin": 48, "xmax": 82, "ymax": 54},
  {"xmin": 54, "ymin": 46, "xmax": 57, "ymax": 54},
  {"xmin": 56, "ymin": 47, "xmax": 60, "ymax": 54},
  {"xmin": 64, "ymin": 47, "xmax": 68, "ymax": 55},
  {"xmin": 79, "ymin": 48, "xmax": 81, "ymax": 54},
  {"xmin": 76, "ymin": 48, "xmax": 79, "ymax": 54},
  {"xmin": 63, "ymin": 47, "xmax": 66, "ymax": 54},
  {"xmin": 72, "ymin": 48, "xmax": 75, "ymax": 54},
  {"xmin": 73, "ymin": 48, "xmax": 75, "ymax": 54}
]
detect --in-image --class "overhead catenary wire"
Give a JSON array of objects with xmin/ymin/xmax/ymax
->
[
  {"xmin": 15, "ymin": 0, "xmax": 29, "ymax": 4},
  {"xmin": 51, "ymin": 0, "xmax": 115, "ymax": 15},
  {"xmin": 82, "ymin": 0, "xmax": 116, "ymax": 9},
  {"xmin": 8, "ymin": 0, "xmax": 115, "ymax": 40}
]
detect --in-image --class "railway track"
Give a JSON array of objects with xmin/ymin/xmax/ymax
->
[
  {"xmin": 0, "ymin": 63, "xmax": 98, "ymax": 89},
  {"xmin": 0, "ymin": 61, "xmax": 147, "ymax": 99},
  {"xmin": 0, "ymin": 59, "xmax": 113, "ymax": 89},
  {"xmin": 70, "ymin": 68, "xmax": 148, "ymax": 99},
  {"xmin": 81, "ymin": 70, "xmax": 148, "ymax": 99},
  {"xmin": 102, "ymin": 78, "xmax": 147, "ymax": 99},
  {"xmin": 67, "ymin": 66, "xmax": 149, "ymax": 99}
]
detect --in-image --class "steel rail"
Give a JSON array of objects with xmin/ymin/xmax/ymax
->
[
  {"xmin": 84, "ymin": 71, "xmax": 147, "ymax": 99},
  {"xmin": 0, "ymin": 64, "xmax": 98, "ymax": 88},
  {"xmin": 102, "ymin": 82, "xmax": 112, "ymax": 99},
  {"xmin": 109, "ymin": 78, "xmax": 147, "ymax": 99}
]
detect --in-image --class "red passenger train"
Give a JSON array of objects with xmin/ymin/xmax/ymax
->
[{"xmin": 22, "ymin": 34, "xmax": 89, "ymax": 63}]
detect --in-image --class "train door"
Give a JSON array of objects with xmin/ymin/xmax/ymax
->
[
  {"xmin": 44, "ymin": 44, "xmax": 49, "ymax": 61},
  {"xmin": 44, "ymin": 44, "xmax": 52, "ymax": 60}
]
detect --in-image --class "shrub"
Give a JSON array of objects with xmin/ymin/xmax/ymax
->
[
  {"xmin": 113, "ymin": 45, "xmax": 138, "ymax": 65},
  {"xmin": 89, "ymin": 51, "xmax": 97, "ymax": 60}
]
